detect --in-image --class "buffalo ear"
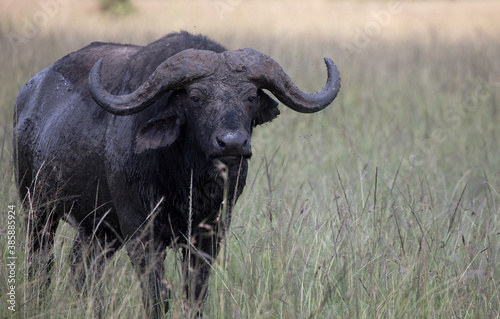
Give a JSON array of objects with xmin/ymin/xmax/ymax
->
[
  {"xmin": 253, "ymin": 90, "xmax": 280, "ymax": 126},
  {"xmin": 135, "ymin": 115, "xmax": 183, "ymax": 154}
]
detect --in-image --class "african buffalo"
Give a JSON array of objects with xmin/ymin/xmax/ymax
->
[{"xmin": 14, "ymin": 31, "xmax": 340, "ymax": 317}]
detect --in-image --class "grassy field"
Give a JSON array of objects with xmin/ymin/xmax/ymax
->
[{"xmin": 1, "ymin": 1, "xmax": 500, "ymax": 318}]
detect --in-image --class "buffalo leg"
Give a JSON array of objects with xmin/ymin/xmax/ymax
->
[
  {"xmin": 182, "ymin": 226, "xmax": 222, "ymax": 317},
  {"xmin": 126, "ymin": 234, "xmax": 169, "ymax": 318},
  {"xmin": 70, "ymin": 235, "xmax": 85, "ymax": 291},
  {"xmin": 26, "ymin": 206, "xmax": 60, "ymax": 292},
  {"xmin": 70, "ymin": 230, "xmax": 121, "ymax": 317},
  {"xmin": 70, "ymin": 232, "xmax": 120, "ymax": 291}
]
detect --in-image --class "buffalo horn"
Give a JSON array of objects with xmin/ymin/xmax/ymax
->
[
  {"xmin": 89, "ymin": 50, "xmax": 219, "ymax": 116},
  {"xmin": 224, "ymin": 48, "xmax": 341, "ymax": 113}
]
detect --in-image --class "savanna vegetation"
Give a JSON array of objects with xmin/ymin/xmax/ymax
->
[{"xmin": 1, "ymin": 1, "xmax": 499, "ymax": 318}]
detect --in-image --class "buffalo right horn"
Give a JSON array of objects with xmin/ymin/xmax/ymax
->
[
  {"xmin": 223, "ymin": 48, "xmax": 341, "ymax": 113},
  {"xmin": 89, "ymin": 49, "xmax": 219, "ymax": 116}
]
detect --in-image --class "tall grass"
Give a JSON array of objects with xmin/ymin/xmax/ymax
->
[{"xmin": 1, "ymin": 1, "xmax": 499, "ymax": 318}]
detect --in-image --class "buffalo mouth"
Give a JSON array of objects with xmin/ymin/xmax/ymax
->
[
  {"xmin": 210, "ymin": 154, "xmax": 252, "ymax": 167},
  {"xmin": 210, "ymin": 153, "xmax": 252, "ymax": 161}
]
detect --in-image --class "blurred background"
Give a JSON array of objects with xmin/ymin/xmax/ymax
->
[{"xmin": 1, "ymin": 1, "xmax": 499, "ymax": 318}]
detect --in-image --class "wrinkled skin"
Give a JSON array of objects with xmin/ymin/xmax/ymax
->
[{"xmin": 14, "ymin": 31, "xmax": 339, "ymax": 318}]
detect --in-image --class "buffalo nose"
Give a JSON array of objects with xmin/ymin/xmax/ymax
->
[{"xmin": 214, "ymin": 131, "xmax": 251, "ymax": 157}]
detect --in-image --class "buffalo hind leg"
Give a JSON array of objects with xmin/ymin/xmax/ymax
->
[
  {"xmin": 70, "ymin": 235, "xmax": 86, "ymax": 292},
  {"xmin": 126, "ymin": 234, "xmax": 169, "ymax": 319},
  {"xmin": 26, "ymin": 206, "xmax": 61, "ymax": 296}
]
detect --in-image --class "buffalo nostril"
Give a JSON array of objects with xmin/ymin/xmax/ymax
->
[{"xmin": 216, "ymin": 137, "xmax": 226, "ymax": 148}]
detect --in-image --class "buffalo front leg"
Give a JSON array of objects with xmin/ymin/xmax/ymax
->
[
  {"xmin": 182, "ymin": 226, "xmax": 222, "ymax": 317},
  {"xmin": 126, "ymin": 235, "xmax": 169, "ymax": 318},
  {"xmin": 70, "ymin": 232, "xmax": 121, "ymax": 292},
  {"xmin": 70, "ymin": 231, "xmax": 121, "ymax": 318}
]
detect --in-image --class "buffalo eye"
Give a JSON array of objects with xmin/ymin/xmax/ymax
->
[
  {"xmin": 248, "ymin": 95, "xmax": 258, "ymax": 103},
  {"xmin": 190, "ymin": 95, "xmax": 201, "ymax": 104}
]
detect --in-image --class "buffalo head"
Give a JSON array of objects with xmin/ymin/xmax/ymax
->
[{"xmin": 89, "ymin": 48, "xmax": 340, "ymax": 158}]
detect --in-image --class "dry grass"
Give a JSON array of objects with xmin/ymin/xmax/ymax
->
[{"xmin": 2, "ymin": 0, "xmax": 499, "ymax": 39}]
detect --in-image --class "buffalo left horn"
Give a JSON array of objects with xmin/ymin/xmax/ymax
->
[
  {"xmin": 89, "ymin": 49, "xmax": 219, "ymax": 116},
  {"xmin": 223, "ymin": 48, "xmax": 341, "ymax": 113}
]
